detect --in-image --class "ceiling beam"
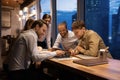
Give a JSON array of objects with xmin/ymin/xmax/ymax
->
[{"xmin": 20, "ymin": 0, "xmax": 34, "ymax": 9}]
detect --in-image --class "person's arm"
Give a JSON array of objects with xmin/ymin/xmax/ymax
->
[
  {"xmin": 27, "ymin": 35, "xmax": 56, "ymax": 62},
  {"xmin": 52, "ymin": 34, "xmax": 61, "ymax": 49},
  {"xmin": 46, "ymin": 25, "xmax": 52, "ymax": 49},
  {"xmin": 78, "ymin": 33, "xmax": 100, "ymax": 56},
  {"xmin": 27, "ymin": 35, "xmax": 64, "ymax": 62}
]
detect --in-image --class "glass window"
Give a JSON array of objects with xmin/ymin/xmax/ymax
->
[
  {"xmin": 85, "ymin": 0, "xmax": 120, "ymax": 59},
  {"xmin": 109, "ymin": 0, "xmax": 120, "ymax": 59},
  {"xmin": 40, "ymin": 0, "xmax": 50, "ymax": 18},
  {"xmin": 57, "ymin": 0, "xmax": 77, "ymax": 30},
  {"xmin": 29, "ymin": 5, "xmax": 37, "ymax": 20}
]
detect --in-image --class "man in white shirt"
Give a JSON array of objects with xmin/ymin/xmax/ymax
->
[
  {"xmin": 8, "ymin": 20, "xmax": 64, "ymax": 80},
  {"xmin": 51, "ymin": 21, "xmax": 78, "ymax": 52}
]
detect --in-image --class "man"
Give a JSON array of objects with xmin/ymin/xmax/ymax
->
[
  {"xmin": 8, "ymin": 20, "xmax": 64, "ymax": 80},
  {"xmin": 38, "ymin": 14, "xmax": 52, "ymax": 49},
  {"xmin": 51, "ymin": 21, "xmax": 78, "ymax": 52},
  {"xmin": 71, "ymin": 20, "xmax": 112, "ymax": 58}
]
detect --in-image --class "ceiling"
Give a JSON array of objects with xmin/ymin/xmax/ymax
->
[
  {"xmin": 2, "ymin": 0, "xmax": 24, "ymax": 7},
  {"xmin": 2, "ymin": 0, "xmax": 34, "ymax": 9}
]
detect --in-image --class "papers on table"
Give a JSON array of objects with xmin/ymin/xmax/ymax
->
[
  {"xmin": 74, "ymin": 54, "xmax": 99, "ymax": 59},
  {"xmin": 54, "ymin": 57, "xmax": 79, "ymax": 60},
  {"xmin": 53, "ymin": 54, "xmax": 98, "ymax": 60}
]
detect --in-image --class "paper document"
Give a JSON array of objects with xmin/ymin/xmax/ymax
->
[
  {"xmin": 75, "ymin": 54, "xmax": 99, "ymax": 59},
  {"xmin": 54, "ymin": 57, "xmax": 79, "ymax": 60}
]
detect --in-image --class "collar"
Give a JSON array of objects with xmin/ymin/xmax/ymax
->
[{"xmin": 30, "ymin": 29, "xmax": 38, "ymax": 40}]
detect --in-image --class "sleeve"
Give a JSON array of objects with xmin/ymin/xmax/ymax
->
[
  {"xmin": 46, "ymin": 25, "xmax": 52, "ymax": 49},
  {"xmin": 27, "ymin": 35, "xmax": 56, "ymax": 62},
  {"xmin": 80, "ymin": 33, "xmax": 100, "ymax": 57},
  {"xmin": 52, "ymin": 34, "xmax": 61, "ymax": 49}
]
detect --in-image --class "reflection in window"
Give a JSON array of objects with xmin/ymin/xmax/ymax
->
[
  {"xmin": 57, "ymin": 0, "xmax": 77, "ymax": 30},
  {"xmin": 109, "ymin": 0, "xmax": 120, "ymax": 59},
  {"xmin": 29, "ymin": 5, "xmax": 37, "ymax": 20},
  {"xmin": 40, "ymin": 0, "xmax": 50, "ymax": 18},
  {"xmin": 85, "ymin": 0, "xmax": 120, "ymax": 59},
  {"xmin": 29, "ymin": 5, "xmax": 36, "ymax": 14}
]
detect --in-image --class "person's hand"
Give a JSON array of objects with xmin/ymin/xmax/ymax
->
[
  {"xmin": 70, "ymin": 49, "xmax": 79, "ymax": 56},
  {"xmin": 55, "ymin": 50, "xmax": 65, "ymax": 56},
  {"xmin": 68, "ymin": 48, "xmax": 73, "ymax": 53},
  {"xmin": 68, "ymin": 48, "xmax": 75, "ymax": 56},
  {"xmin": 69, "ymin": 46, "xmax": 83, "ymax": 56},
  {"xmin": 75, "ymin": 46, "xmax": 83, "ymax": 52},
  {"xmin": 38, "ymin": 46, "xmax": 43, "ymax": 51},
  {"xmin": 48, "ymin": 48, "xmax": 54, "ymax": 51}
]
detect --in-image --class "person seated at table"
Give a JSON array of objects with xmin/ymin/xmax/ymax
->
[
  {"xmin": 50, "ymin": 21, "xmax": 78, "ymax": 52},
  {"xmin": 70, "ymin": 20, "xmax": 112, "ymax": 58}
]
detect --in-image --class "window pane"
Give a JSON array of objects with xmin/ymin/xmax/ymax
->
[
  {"xmin": 109, "ymin": 0, "xmax": 120, "ymax": 59},
  {"xmin": 57, "ymin": 0, "xmax": 77, "ymax": 30},
  {"xmin": 40, "ymin": 0, "xmax": 50, "ymax": 18},
  {"xmin": 85, "ymin": 0, "xmax": 120, "ymax": 59},
  {"xmin": 29, "ymin": 5, "xmax": 37, "ymax": 20}
]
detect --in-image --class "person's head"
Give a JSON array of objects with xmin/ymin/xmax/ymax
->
[
  {"xmin": 31, "ymin": 19, "xmax": 48, "ymax": 39},
  {"xmin": 24, "ymin": 18, "xmax": 34, "ymax": 30},
  {"xmin": 58, "ymin": 21, "xmax": 68, "ymax": 38},
  {"xmin": 42, "ymin": 14, "xmax": 51, "ymax": 24},
  {"xmin": 72, "ymin": 20, "xmax": 86, "ymax": 39}
]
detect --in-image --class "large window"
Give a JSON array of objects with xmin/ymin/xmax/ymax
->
[
  {"xmin": 85, "ymin": 0, "xmax": 120, "ymax": 59},
  {"xmin": 39, "ymin": 0, "xmax": 120, "ymax": 59},
  {"xmin": 40, "ymin": 0, "xmax": 50, "ymax": 18},
  {"xmin": 57, "ymin": 0, "xmax": 77, "ymax": 30},
  {"xmin": 109, "ymin": 0, "xmax": 120, "ymax": 59}
]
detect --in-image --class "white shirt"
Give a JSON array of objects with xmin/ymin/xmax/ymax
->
[
  {"xmin": 46, "ymin": 24, "xmax": 52, "ymax": 48},
  {"xmin": 8, "ymin": 29, "xmax": 56, "ymax": 71},
  {"xmin": 53, "ymin": 30, "xmax": 78, "ymax": 51}
]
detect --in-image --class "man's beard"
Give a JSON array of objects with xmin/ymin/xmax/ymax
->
[{"xmin": 38, "ymin": 34, "xmax": 46, "ymax": 41}]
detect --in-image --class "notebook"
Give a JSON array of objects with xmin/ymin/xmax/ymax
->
[
  {"xmin": 74, "ymin": 54, "xmax": 99, "ymax": 59},
  {"xmin": 73, "ymin": 58, "xmax": 108, "ymax": 66}
]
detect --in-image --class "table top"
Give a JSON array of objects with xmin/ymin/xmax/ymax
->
[{"xmin": 49, "ymin": 58, "xmax": 120, "ymax": 80}]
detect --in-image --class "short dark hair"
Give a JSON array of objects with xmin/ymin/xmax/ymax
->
[
  {"xmin": 31, "ymin": 19, "xmax": 48, "ymax": 29},
  {"xmin": 42, "ymin": 14, "xmax": 51, "ymax": 20},
  {"xmin": 58, "ymin": 21, "xmax": 68, "ymax": 29},
  {"xmin": 72, "ymin": 20, "xmax": 86, "ymax": 30}
]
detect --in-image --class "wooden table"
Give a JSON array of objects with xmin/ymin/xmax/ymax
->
[{"xmin": 43, "ymin": 58, "xmax": 120, "ymax": 80}]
